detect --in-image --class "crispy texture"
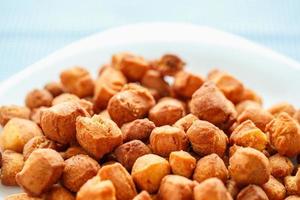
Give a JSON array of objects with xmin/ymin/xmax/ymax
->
[
  {"xmin": 226, "ymin": 180, "xmax": 240, "ymax": 199},
  {"xmin": 173, "ymin": 114, "xmax": 198, "ymax": 132},
  {"xmin": 169, "ymin": 151, "xmax": 196, "ymax": 178},
  {"xmin": 16, "ymin": 149, "xmax": 65, "ymax": 196},
  {"xmin": 41, "ymin": 101, "xmax": 89, "ymax": 144},
  {"xmin": 269, "ymin": 153, "xmax": 294, "ymax": 178},
  {"xmin": 98, "ymin": 162, "xmax": 137, "ymax": 200},
  {"xmin": 153, "ymin": 54, "xmax": 185, "ymax": 76},
  {"xmin": 193, "ymin": 153, "xmax": 228, "ymax": 183},
  {"xmin": 268, "ymin": 102, "xmax": 296, "ymax": 117},
  {"xmin": 173, "ymin": 71, "xmax": 204, "ymax": 99},
  {"xmin": 4, "ymin": 193, "xmax": 43, "ymax": 200},
  {"xmin": 52, "ymin": 93, "xmax": 79, "ymax": 105},
  {"xmin": 77, "ymin": 177, "xmax": 116, "ymax": 200},
  {"xmin": 0, "ymin": 105, "xmax": 30, "ymax": 126},
  {"xmin": 207, "ymin": 69, "xmax": 244, "ymax": 104},
  {"xmin": 23, "ymin": 136, "xmax": 57, "ymax": 160},
  {"xmin": 190, "ymin": 82, "xmax": 237, "ymax": 130},
  {"xmin": 62, "ymin": 154, "xmax": 100, "ymax": 192},
  {"xmin": 235, "ymin": 100, "xmax": 261, "ymax": 115},
  {"xmin": 229, "ymin": 147, "xmax": 270, "ymax": 185},
  {"xmin": 187, "ymin": 120, "xmax": 228, "ymax": 157},
  {"xmin": 239, "ymin": 88, "xmax": 263, "ymax": 105},
  {"xmin": 149, "ymin": 98, "xmax": 185, "ymax": 126},
  {"xmin": 262, "ymin": 175, "xmax": 286, "ymax": 200},
  {"xmin": 266, "ymin": 112, "xmax": 300, "ymax": 157},
  {"xmin": 150, "ymin": 125, "xmax": 189, "ymax": 157},
  {"xmin": 157, "ymin": 175, "xmax": 195, "ymax": 200},
  {"xmin": 60, "ymin": 145, "xmax": 88, "ymax": 160},
  {"xmin": 193, "ymin": 178, "xmax": 232, "ymax": 200},
  {"xmin": 108, "ymin": 83, "xmax": 155, "ymax": 126},
  {"xmin": 30, "ymin": 106, "xmax": 47, "ymax": 125},
  {"xmin": 94, "ymin": 67, "xmax": 127, "ymax": 111},
  {"xmin": 294, "ymin": 110, "xmax": 300, "ymax": 124},
  {"xmin": 131, "ymin": 154, "xmax": 170, "ymax": 193},
  {"xmin": 0, "ymin": 118, "xmax": 43, "ymax": 152},
  {"xmin": 114, "ymin": 140, "xmax": 151, "ymax": 170},
  {"xmin": 44, "ymin": 82, "xmax": 64, "ymax": 97},
  {"xmin": 112, "ymin": 52, "xmax": 150, "ymax": 81},
  {"xmin": 60, "ymin": 67, "xmax": 94, "ymax": 98},
  {"xmin": 25, "ymin": 89, "xmax": 53, "ymax": 109},
  {"xmin": 121, "ymin": 118, "xmax": 155, "ymax": 142},
  {"xmin": 237, "ymin": 185, "xmax": 268, "ymax": 200},
  {"xmin": 230, "ymin": 120, "xmax": 268, "ymax": 151},
  {"xmin": 132, "ymin": 191, "xmax": 152, "ymax": 200},
  {"xmin": 1, "ymin": 150, "xmax": 24, "ymax": 186},
  {"xmin": 45, "ymin": 185, "xmax": 75, "ymax": 200},
  {"xmin": 76, "ymin": 115, "xmax": 122, "ymax": 159}
]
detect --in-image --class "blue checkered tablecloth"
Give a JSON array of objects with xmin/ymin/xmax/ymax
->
[{"xmin": 0, "ymin": 0, "xmax": 300, "ymax": 81}]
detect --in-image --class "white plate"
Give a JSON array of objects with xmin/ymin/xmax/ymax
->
[{"xmin": 0, "ymin": 22, "xmax": 300, "ymax": 197}]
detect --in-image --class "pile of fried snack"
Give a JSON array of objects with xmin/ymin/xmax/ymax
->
[{"xmin": 1, "ymin": 53, "xmax": 300, "ymax": 200}]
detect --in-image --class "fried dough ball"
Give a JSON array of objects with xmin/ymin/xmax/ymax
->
[
  {"xmin": 237, "ymin": 106, "xmax": 273, "ymax": 132},
  {"xmin": 45, "ymin": 185, "xmax": 75, "ymax": 200},
  {"xmin": 190, "ymin": 82, "xmax": 237, "ymax": 130},
  {"xmin": 169, "ymin": 150, "xmax": 196, "ymax": 178},
  {"xmin": 268, "ymin": 102, "xmax": 296, "ymax": 117},
  {"xmin": 23, "ymin": 136, "xmax": 57, "ymax": 160},
  {"xmin": 0, "ymin": 105, "xmax": 30, "ymax": 126},
  {"xmin": 16, "ymin": 149, "xmax": 64, "ymax": 196},
  {"xmin": 186, "ymin": 120, "xmax": 228, "ymax": 157},
  {"xmin": 207, "ymin": 69, "xmax": 244, "ymax": 104},
  {"xmin": 30, "ymin": 106, "xmax": 47, "ymax": 125},
  {"xmin": 193, "ymin": 178, "xmax": 232, "ymax": 200},
  {"xmin": 114, "ymin": 140, "xmax": 151, "ymax": 170},
  {"xmin": 239, "ymin": 87, "xmax": 263, "ymax": 105},
  {"xmin": 226, "ymin": 180, "xmax": 240, "ymax": 199},
  {"xmin": 157, "ymin": 175, "xmax": 195, "ymax": 200},
  {"xmin": 141, "ymin": 70, "xmax": 171, "ymax": 98},
  {"xmin": 94, "ymin": 67, "xmax": 127, "ymax": 111},
  {"xmin": 262, "ymin": 175, "xmax": 286, "ymax": 200},
  {"xmin": 173, "ymin": 71, "xmax": 204, "ymax": 99},
  {"xmin": 229, "ymin": 147, "xmax": 270, "ymax": 185},
  {"xmin": 285, "ymin": 196, "xmax": 300, "ymax": 200},
  {"xmin": 235, "ymin": 100, "xmax": 261, "ymax": 115},
  {"xmin": 284, "ymin": 169, "xmax": 300, "ymax": 196},
  {"xmin": 173, "ymin": 114, "xmax": 198, "ymax": 132},
  {"xmin": 60, "ymin": 67, "xmax": 94, "ymax": 98},
  {"xmin": 230, "ymin": 120, "xmax": 268, "ymax": 151},
  {"xmin": 98, "ymin": 162, "xmax": 137, "ymax": 200},
  {"xmin": 40, "ymin": 101, "xmax": 89, "ymax": 144},
  {"xmin": 149, "ymin": 98, "xmax": 185, "ymax": 126},
  {"xmin": 121, "ymin": 118, "xmax": 155, "ymax": 142},
  {"xmin": 52, "ymin": 93, "xmax": 79, "ymax": 105},
  {"xmin": 112, "ymin": 52, "xmax": 150, "ymax": 81},
  {"xmin": 0, "ymin": 118, "xmax": 43, "ymax": 152},
  {"xmin": 237, "ymin": 185, "xmax": 268, "ymax": 200},
  {"xmin": 132, "ymin": 154, "xmax": 170, "ymax": 193},
  {"xmin": 108, "ymin": 83, "xmax": 155, "ymax": 126},
  {"xmin": 154, "ymin": 54, "xmax": 185, "ymax": 76},
  {"xmin": 133, "ymin": 191, "xmax": 152, "ymax": 200},
  {"xmin": 193, "ymin": 153, "xmax": 228, "ymax": 183},
  {"xmin": 150, "ymin": 125, "xmax": 189, "ymax": 157},
  {"xmin": 60, "ymin": 145, "xmax": 88, "ymax": 160},
  {"xmin": 5, "ymin": 193, "xmax": 43, "ymax": 200},
  {"xmin": 269, "ymin": 153, "xmax": 294, "ymax": 178},
  {"xmin": 62, "ymin": 154, "xmax": 100, "ymax": 192},
  {"xmin": 25, "ymin": 89, "xmax": 53, "ymax": 109},
  {"xmin": 76, "ymin": 115, "xmax": 122, "ymax": 159},
  {"xmin": 77, "ymin": 177, "xmax": 116, "ymax": 200},
  {"xmin": 266, "ymin": 112, "xmax": 300, "ymax": 157},
  {"xmin": 1, "ymin": 150, "xmax": 24, "ymax": 186},
  {"xmin": 44, "ymin": 82, "xmax": 64, "ymax": 97},
  {"xmin": 294, "ymin": 110, "xmax": 300, "ymax": 124}
]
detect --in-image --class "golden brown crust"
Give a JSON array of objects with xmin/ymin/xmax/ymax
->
[
  {"xmin": 226, "ymin": 179, "xmax": 240, "ymax": 199},
  {"xmin": 187, "ymin": 120, "xmax": 228, "ymax": 157},
  {"xmin": 169, "ymin": 151, "xmax": 196, "ymax": 178},
  {"xmin": 60, "ymin": 67, "xmax": 94, "ymax": 98},
  {"xmin": 114, "ymin": 140, "xmax": 151, "ymax": 170},
  {"xmin": 0, "ymin": 105, "xmax": 31, "ymax": 126},
  {"xmin": 25, "ymin": 89, "xmax": 53, "ymax": 109},
  {"xmin": 153, "ymin": 54, "xmax": 185, "ymax": 76},
  {"xmin": 268, "ymin": 102, "xmax": 296, "ymax": 117},
  {"xmin": 44, "ymin": 82, "xmax": 64, "ymax": 97},
  {"xmin": 266, "ymin": 112, "xmax": 300, "ymax": 157},
  {"xmin": 40, "ymin": 101, "xmax": 89, "ymax": 144},
  {"xmin": 133, "ymin": 191, "xmax": 152, "ymax": 200},
  {"xmin": 262, "ymin": 175, "xmax": 286, "ymax": 200},
  {"xmin": 193, "ymin": 153, "xmax": 228, "ymax": 183},
  {"xmin": 229, "ymin": 147, "xmax": 270, "ymax": 185},
  {"xmin": 239, "ymin": 88, "xmax": 263, "ymax": 105},
  {"xmin": 1, "ymin": 150, "xmax": 24, "ymax": 186},
  {"xmin": 4, "ymin": 193, "xmax": 43, "ymax": 200},
  {"xmin": 52, "ymin": 93, "xmax": 80, "ymax": 105},
  {"xmin": 98, "ymin": 162, "xmax": 137, "ymax": 200},
  {"xmin": 44, "ymin": 185, "xmax": 75, "ymax": 200},
  {"xmin": 173, "ymin": 114, "xmax": 198, "ymax": 132},
  {"xmin": 150, "ymin": 125, "xmax": 189, "ymax": 157},
  {"xmin": 235, "ymin": 100, "xmax": 261, "ymax": 115},
  {"xmin": 76, "ymin": 115, "xmax": 123, "ymax": 159},
  {"xmin": 269, "ymin": 153, "xmax": 294, "ymax": 178},
  {"xmin": 62, "ymin": 154, "xmax": 100, "ymax": 192},
  {"xmin": 190, "ymin": 82, "xmax": 237, "ymax": 130},
  {"xmin": 285, "ymin": 196, "xmax": 300, "ymax": 200},
  {"xmin": 16, "ymin": 149, "xmax": 65, "ymax": 196},
  {"xmin": 131, "ymin": 154, "xmax": 170, "ymax": 193},
  {"xmin": 121, "ymin": 118, "xmax": 155, "ymax": 142},
  {"xmin": 237, "ymin": 185, "xmax": 268, "ymax": 200},
  {"xmin": 60, "ymin": 145, "xmax": 88, "ymax": 160},
  {"xmin": 23, "ymin": 136, "xmax": 57, "ymax": 160}
]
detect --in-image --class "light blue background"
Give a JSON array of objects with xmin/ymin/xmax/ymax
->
[{"xmin": 0, "ymin": 0, "xmax": 300, "ymax": 81}]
